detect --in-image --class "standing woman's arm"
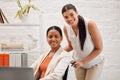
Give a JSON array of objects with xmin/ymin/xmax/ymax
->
[
  {"xmin": 81, "ymin": 20, "xmax": 103, "ymax": 65},
  {"xmin": 63, "ymin": 26, "xmax": 73, "ymax": 52}
]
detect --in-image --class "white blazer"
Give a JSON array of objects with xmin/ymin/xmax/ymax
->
[{"xmin": 31, "ymin": 47, "xmax": 73, "ymax": 80}]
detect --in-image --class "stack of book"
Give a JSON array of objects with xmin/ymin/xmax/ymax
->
[
  {"xmin": 1, "ymin": 43, "xmax": 24, "ymax": 52},
  {"xmin": 0, "ymin": 53, "xmax": 28, "ymax": 67}
]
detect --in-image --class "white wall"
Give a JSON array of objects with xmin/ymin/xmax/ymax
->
[{"xmin": 0, "ymin": 0, "xmax": 120, "ymax": 80}]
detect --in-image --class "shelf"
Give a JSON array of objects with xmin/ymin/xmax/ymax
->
[{"xmin": 0, "ymin": 23, "xmax": 40, "ymax": 26}]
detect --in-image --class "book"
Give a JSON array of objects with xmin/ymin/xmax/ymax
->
[
  {"xmin": 3, "ymin": 53, "xmax": 9, "ymax": 67},
  {"xmin": 1, "ymin": 43, "xmax": 24, "ymax": 52},
  {"xmin": 3, "ymin": 53, "xmax": 28, "ymax": 67},
  {"xmin": 21, "ymin": 53, "xmax": 28, "ymax": 67},
  {"xmin": 0, "ymin": 54, "xmax": 4, "ymax": 66},
  {"xmin": 9, "ymin": 53, "xmax": 16, "ymax": 67},
  {"xmin": 0, "ymin": 10, "xmax": 4, "ymax": 23},
  {"xmin": 0, "ymin": 8, "xmax": 9, "ymax": 23},
  {"xmin": 15, "ymin": 53, "xmax": 21, "ymax": 67}
]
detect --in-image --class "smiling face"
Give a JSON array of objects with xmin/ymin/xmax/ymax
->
[
  {"xmin": 47, "ymin": 29, "xmax": 62, "ymax": 50},
  {"xmin": 63, "ymin": 9, "xmax": 79, "ymax": 27}
]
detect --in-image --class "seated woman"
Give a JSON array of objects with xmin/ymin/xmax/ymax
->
[{"xmin": 31, "ymin": 26, "xmax": 73, "ymax": 80}]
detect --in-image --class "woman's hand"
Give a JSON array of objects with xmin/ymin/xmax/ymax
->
[{"xmin": 71, "ymin": 60, "xmax": 84, "ymax": 68}]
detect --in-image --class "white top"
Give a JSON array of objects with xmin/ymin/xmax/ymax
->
[{"xmin": 65, "ymin": 18, "xmax": 103, "ymax": 68}]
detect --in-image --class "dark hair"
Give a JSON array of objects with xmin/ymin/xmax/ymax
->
[
  {"xmin": 62, "ymin": 4, "xmax": 86, "ymax": 50},
  {"xmin": 62, "ymin": 4, "xmax": 77, "ymax": 14},
  {"xmin": 46, "ymin": 26, "xmax": 63, "ymax": 37}
]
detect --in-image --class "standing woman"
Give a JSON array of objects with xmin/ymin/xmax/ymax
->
[{"xmin": 62, "ymin": 4, "xmax": 104, "ymax": 80}]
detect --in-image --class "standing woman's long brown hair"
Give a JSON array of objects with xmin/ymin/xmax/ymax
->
[{"xmin": 62, "ymin": 4, "xmax": 86, "ymax": 50}]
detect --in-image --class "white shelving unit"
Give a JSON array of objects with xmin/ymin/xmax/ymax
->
[{"xmin": 0, "ymin": 24, "xmax": 43, "ymax": 66}]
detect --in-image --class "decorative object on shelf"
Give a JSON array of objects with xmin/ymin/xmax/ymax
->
[
  {"xmin": 0, "ymin": 8, "xmax": 9, "ymax": 23},
  {"xmin": 15, "ymin": 0, "xmax": 40, "ymax": 20}
]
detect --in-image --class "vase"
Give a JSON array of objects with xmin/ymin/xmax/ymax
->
[{"xmin": 21, "ymin": 12, "xmax": 40, "ymax": 25}]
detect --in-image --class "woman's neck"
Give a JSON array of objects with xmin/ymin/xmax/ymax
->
[
  {"xmin": 51, "ymin": 46, "xmax": 60, "ymax": 53},
  {"xmin": 50, "ymin": 49, "xmax": 58, "ymax": 53},
  {"xmin": 48, "ymin": 46, "xmax": 60, "ymax": 57},
  {"xmin": 72, "ymin": 25, "xmax": 79, "ymax": 36}
]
